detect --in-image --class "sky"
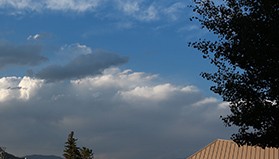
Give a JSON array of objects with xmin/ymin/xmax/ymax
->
[{"xmin": 0, "ymin": 0, "xmax": 235, "ymax": 159}]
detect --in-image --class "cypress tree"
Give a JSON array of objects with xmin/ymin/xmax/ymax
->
[{"xmin": 63, "ymin": 131, "xmax": 81, "ymax": 159}]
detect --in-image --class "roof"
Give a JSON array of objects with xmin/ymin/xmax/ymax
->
[{"xmin": 187, "ymin": 139, "xmax": 279, "ymax": 159}]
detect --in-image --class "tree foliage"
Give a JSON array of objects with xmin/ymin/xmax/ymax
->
[
  {"xmin": 189, "ymin": 0, "xmax": 279, "ymax": 148},
  {"xmin": 63, "ymin": 131, "xmax": 82, "ymax": 159},
  {"xmin": 80, "ymin": 147, "xmax": 94, "ymax": 159},
  {"xmin": 63, "ymin": 131, "xmax": 94, "ymax": 159}
]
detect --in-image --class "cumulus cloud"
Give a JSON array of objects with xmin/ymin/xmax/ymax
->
[
  {"xmin": 0, "ymin": 68, "xmax": 232, "ymax": 159},
  {"xmin": 119, "ymin": 83, "xmax": 199, "ymax": 102},
  {"xmin": 36, "ymin": 50, "xmax": 128, "ymax": 82},
  {"xmin": 0, "ymin": 76, "xmax": 21, "ymax": 101},
  {"xmin": 0, "ymin": 76, "xmax": 43, "ymax": 101},
  {"xmin": 0, "ymin": 41, "xmax": 47, "ymax": 69}
]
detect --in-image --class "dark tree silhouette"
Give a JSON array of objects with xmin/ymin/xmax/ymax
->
[
  {"xmin": 63, "ymin": 131, "xmax": 82, "ymax": 159},
  {"xmin": 189, "ymin": 0, "xmax": 279, "ymax": 148},
  {"xmin": 63, "ymin": 131, "xmax": 94, "ymax": 159},
  {"xmin": 80, "ymin": 147, "xmax": 94, "ymax": 159}
]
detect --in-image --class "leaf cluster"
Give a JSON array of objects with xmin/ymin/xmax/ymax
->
[{"xmin": 189, "ymin": 0, "xmax": 279, "ymax": 148}]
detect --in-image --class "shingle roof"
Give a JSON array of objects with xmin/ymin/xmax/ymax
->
[{"xmin": 187, "ymin": 139, "xmax": 279, "ymax": 159}]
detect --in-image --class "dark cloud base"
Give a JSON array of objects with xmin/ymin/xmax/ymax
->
[
  {"xmin": 0, "ymin": 41, "xmax": 47, "ymax": 69},
  {"xmin": 36, "ymin": 52, "xmax": 128, "ymax": 82}
]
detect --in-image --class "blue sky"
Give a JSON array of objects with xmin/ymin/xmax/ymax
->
[{"xmin": 0, "ymin": 1, "xmax": 234, "ymax": 159}]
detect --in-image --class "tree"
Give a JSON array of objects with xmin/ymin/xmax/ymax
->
[
  {"xmin": 80, "ymin": 147, "xmax": 94, "ymax": 159},
  {"xmin": 189, "ymin": 0, "xmax": 279, "ymax": 148},
  {"xmin": 63, "ymin": 131, "xmax": 94, "ymax": 159},
  {"xmin": 63, "ymin": 131, "xmax": 82, "ymax": 159}
]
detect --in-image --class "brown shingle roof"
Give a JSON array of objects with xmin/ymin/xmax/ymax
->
[{"xmin": 187, "ymin": 139, "xmax": 279, "ymax": 159}]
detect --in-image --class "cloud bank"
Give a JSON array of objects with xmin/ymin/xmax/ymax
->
[
  {"xmin": 36, "ymin": 50, "xmax": 128, "ymax": 82},
  {"xmin": 0, "ymin": 68, "xmax": 231, "ymax": 159},
  {"xmin": 0, "ymin": 41, "xmax": 47, "ymax": 69}
]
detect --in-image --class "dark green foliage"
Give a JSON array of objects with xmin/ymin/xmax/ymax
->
[
  {"xmin": 189, "ymin": 0, "xmax": 279, "ymax": 148},
  {"xmin": 63, "ymin": 131, "xmax": 94, "ymax": 159},
  {"xmin": 80, "ymin": 147, "xmax": 94, "ymax": 159},
  {"xmin": 63, "ymin": 131, "xmax": 82, "ymax": 159}
]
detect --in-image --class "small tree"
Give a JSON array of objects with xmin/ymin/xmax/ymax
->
[
  {"xmin": 80, "ymin": 147, "xmax": 94, "ymax": 159},
  {"xmin": 63, "ymin": 131, "xmax": 81, "ymax": 159}
]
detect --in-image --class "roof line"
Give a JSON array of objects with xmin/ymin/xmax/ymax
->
[{"xmin": 186, "ymin": 139, "xmax": 231, "ymax": 159}]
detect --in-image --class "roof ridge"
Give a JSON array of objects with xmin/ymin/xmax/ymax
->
[
  {"xmin": 186, "ymin": 139, "xmax": 228, "ymax": 159},
  {"xmin": 187, "ymin": 138, "xmax": 279, "ymax": 159},
  {"xmin": 216, "ymin": 139, "xmax": 233, "ymax": 142}
]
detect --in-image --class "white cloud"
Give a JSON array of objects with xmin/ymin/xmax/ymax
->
[
  {"xmin": 218, "ymin": 102, "xmax": 230, "ymax": 109},
  {"xmin": 163, "ymin": 2, "xmax": 187, "ymax": 21},
  {"xmin": 119, "ymin": 83, "xmax": 196, "ymax": 102},
  {"xmin": 0, "ymin": 0, "xmax": 101, "ymax": 12},
  {"xmin": 192, "ymin": 97, "xmax": 218, "ymax": 107},
  {"xmin": 18, "ymin": 76, "xmax": 44, "ymax": 100},
  {"xmin": 0, "ymin": 0, "xmax": 41, "ymax": 10},
  {"xmin": 115, "ymin": 1, "xmax": 188, "ymax": 22},
  {"xmin": 0, "ymin": 76, "xmax": 43, "ymax": 101},
  {"xmin": 120, "ymin": 1, "xmax": 140, "ymax": 14},
  {"xmin": 72, "ymin": 68, "xmax": 157, "ymax": 89},
  {"xmin": 0, "ymin": 76, "xmax": 21, "ymax": 101},
  {"xmin": 138, "ymin": 5, "xmax": 158, "ymax": 21},
  {"xmin": 0, "ymin": 1, "xmax": 189, "ymax": 24},
  {"xmin": 124, "ymin": 1, "xmax": 190, "ymax": 22},
  {"xmin": 60, "ymin": 43, "xmax": 92, "ymax": 56},
  {"xmin": 27, "ymin": 34, "xmax": 41, "ymax": 40},
  {"xmin": 45, "ymin": 0, "xmax": 100, "ymax": 12},
  {"xmin": 0, "ymin": 68, "xmax": 232, "ymax": 159},
  {"xmin": 116, "ymin": 1, "xmax": 159, "ymax": 21}
]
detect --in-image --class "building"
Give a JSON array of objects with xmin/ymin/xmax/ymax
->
[{"xmin": 187, "ymin": 139, "xmax": 279, "ymax": 159}]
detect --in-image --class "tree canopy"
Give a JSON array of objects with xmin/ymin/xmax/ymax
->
[
  {"xmin": 80, "ymin": 147, "xmax": 94, "ymax": 159},
  {"xmin": 189, "ymin": 0, "xmax": 279, "ymax": 148},
  {"xmin": 63, "ymin": 131, "xmax": 82, "ymax": 159},
  {"xmin": 63, "ymin": 131, "xmax": 94, "ymax": 159}
]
